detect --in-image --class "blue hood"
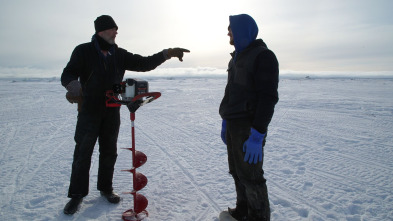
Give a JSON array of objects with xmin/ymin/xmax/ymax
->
[{"xmin": 229, "ymin": 14, "xmax": 259, "ymax": 53}]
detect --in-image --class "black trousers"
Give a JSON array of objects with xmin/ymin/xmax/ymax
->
[
  {"xmin": 226, "ymin": 118, "xmax": 270, "ymax": 221},
  {"xmin": 68, "ymin": 108, "xmax": 120, "ymax": 198}
]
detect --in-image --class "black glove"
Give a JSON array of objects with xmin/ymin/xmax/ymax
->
[
  {"xmin": 167, "ymin": 48, "xmax": 190, "ymax": 61},
  {"xmin": 66, "ymin": 80, "xmax": 81, "ymax": 96},
  {"xmin": 65, "ymin": 80, "xmax": 83, "ymax": 111}
]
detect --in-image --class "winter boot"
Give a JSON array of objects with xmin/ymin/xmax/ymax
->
[
  {"xmin": 63, "ymin": 198, "xmax": 83, "ymax": 215},
  {"xmin": 228, "ymin": 203, "xmax": 248, "ymax": 220},
  {"xmin": 100, "ymin": 191, "xmax": 121, "ymax": 204}
]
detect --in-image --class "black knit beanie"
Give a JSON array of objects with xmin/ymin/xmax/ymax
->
[{"xmin": 94, "ymin": 15, "xmax": 118, "ymax": 33}]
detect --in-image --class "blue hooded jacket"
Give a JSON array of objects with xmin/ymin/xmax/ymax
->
[
  {"xmin": 229, "ymin": 14, "xmax": 259, "ymax": 54},
  {"xmin": 220, "ymin": 14, "xmax": 279, "ymax": 133}
]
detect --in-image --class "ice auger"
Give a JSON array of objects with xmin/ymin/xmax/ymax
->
[{"xmin": 105, "ymin": 78, "xmax": 161, "ymax": 221}]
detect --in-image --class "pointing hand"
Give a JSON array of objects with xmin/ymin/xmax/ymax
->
[{"xmin": 168, "ymin": 48, "xmax": 190, "ymax": 62}]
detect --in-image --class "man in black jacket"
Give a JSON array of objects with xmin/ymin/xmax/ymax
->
[
  {"xmin": 219, "ymin": 14, "xmax": 279, "ymax": 221},
  {"xmin": 61, "ymin": 15, "xmax": 189, "ymax": 215}
]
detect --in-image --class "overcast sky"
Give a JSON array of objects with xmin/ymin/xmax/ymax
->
[{"xmin": 0, "ymin": 0, "xmax": 392, "ymax": 77}]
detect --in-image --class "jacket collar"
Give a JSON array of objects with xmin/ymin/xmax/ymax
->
[
  {"xmin": 92, "ymin": 34, "xmax": 117, "ymax": 57},
  {"xmin": 230, "ymin": 39, "xmax": 267, "ymax": 58}
]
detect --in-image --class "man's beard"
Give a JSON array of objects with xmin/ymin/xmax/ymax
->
[
  {"xmin": 96, "ymin": 34, "xmax": 114, "ymax": 50},
  {"xmin": 107, "ymin": 38, "xmax": 115, "ymax": 45}
]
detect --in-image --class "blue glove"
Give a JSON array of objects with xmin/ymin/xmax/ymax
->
[
  {"xmin": 243, "ymin": 128, "xmax": 265, "ymax": 164},
  {"xmin": 221, "ymin": 120, "xmax": 227, "ymax": 145}
]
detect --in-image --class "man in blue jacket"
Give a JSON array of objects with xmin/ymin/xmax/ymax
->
[
  {"xmin": 220, "ymin": 14, "xmax": 279, "ymax": 221},
  {"xmin": 61, "ymin": 15, "xmax": 189, "ymax": 215}
]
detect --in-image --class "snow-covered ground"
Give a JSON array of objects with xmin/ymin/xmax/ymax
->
[{"xmin": 0, "ymin": 76, "xmax": 392, "ymax": 221}]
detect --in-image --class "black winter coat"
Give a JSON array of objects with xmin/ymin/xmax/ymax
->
[
  {"xmin": 219, "ymin": 39, "xmax": 279, "ymax": 133},
  {"xmin": 61, "ymin": 36, "xmax": 166, "ymax": 113}
]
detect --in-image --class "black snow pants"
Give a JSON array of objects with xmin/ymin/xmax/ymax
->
[
  {"xmin": 68, "ymin": 107, "xmax": 120, "ymax": 198},
  {"xmin": 226, "ymin": 118, "xmax": 270, "ymax": 221}
]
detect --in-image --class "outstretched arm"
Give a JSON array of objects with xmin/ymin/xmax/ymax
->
[{"xmin": 123, "ymin": 48, "xmax": 190, "ymax": 72}]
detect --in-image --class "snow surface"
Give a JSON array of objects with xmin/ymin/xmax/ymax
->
[{"xmin": 0, "ymin": 76, "xmax": 392, "ymax": 221}]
